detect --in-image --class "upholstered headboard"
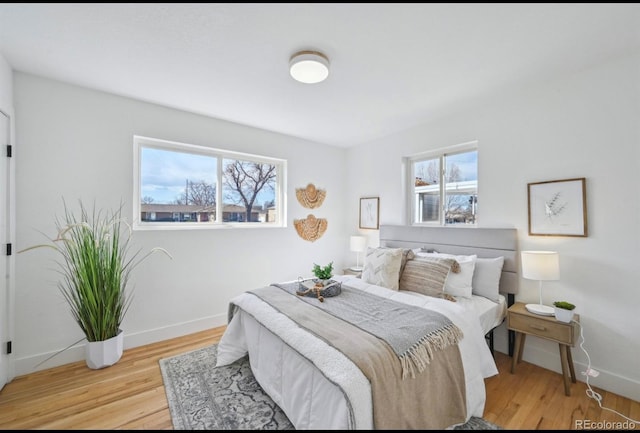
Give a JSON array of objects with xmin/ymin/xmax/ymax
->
[{"xmin": 379, "ymin": 225, "xmax": 519, "ymax": 295}]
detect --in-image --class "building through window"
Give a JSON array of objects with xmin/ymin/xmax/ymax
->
[
  {"xmin": 134, "ymin": 135, "xmax": 286, "ymax": 229},
  {"xmin": 408, "ymin": 142, "xmax": 478, "ymax": 226}
]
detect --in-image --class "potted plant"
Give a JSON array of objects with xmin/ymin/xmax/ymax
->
[
  {"xmin": 20, "ymin": 200, "xmax": 171, "ymax": 369},
  {"xmin": 553, "ymin": 301, "xmax": 576, "ymax": 323},
  {"xmin": 312, "ymin": 262, "xmax": 334, "ymax": 286}
]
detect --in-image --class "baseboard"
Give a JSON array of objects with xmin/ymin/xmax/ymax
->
[
  {"xmin": 12, "ymin": 313, "xmax": 227, "ymax": 378},
  {"xmin": 122, "ymin": 314, "xmax": 227, "ymax": 350},
  {"xmin": 522, "ymin": 343, "xmax": 640, "ymax": 403},
  {"xmin": 490, "ymin": 323, "xmax": 639, "ymax": 403}
]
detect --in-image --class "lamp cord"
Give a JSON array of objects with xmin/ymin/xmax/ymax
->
[{"xmin": 573, "ymin": 319, "xmax": 639, "ymax": 424}]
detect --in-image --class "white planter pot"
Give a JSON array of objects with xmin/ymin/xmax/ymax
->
[
  {"xmin": 85, "ymin": 329, "xmax": 124, "ymax": 369},
  {"xmin": 554, "ymin": 307, "xmax": 574, "ymax": 323}
]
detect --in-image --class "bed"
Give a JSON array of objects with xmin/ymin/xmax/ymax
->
[
  {"xmin": 215, "ymin": 225, "xmax": 518, "ymax": 430},
  {"xmin": 378, "ymin": 225, "xmax": 518, "ymax": 356}
]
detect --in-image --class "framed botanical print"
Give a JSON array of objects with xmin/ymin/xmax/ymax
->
[
  {"xmin": 527, "ymin": 178, "xmax": 587, "ymax": 237},
  {"xmin": 359, "ymin": 197, "xmax": 380, "ymax": 229}
]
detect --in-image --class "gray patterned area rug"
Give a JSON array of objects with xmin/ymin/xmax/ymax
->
[{"xmin": 159, "ymin": 344, "xmax": 502, "ymax": 430}]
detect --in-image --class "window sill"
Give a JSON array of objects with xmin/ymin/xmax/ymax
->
[{"xmin": 133, "ymin": 222, "xmax": 287, "ymax": 231}]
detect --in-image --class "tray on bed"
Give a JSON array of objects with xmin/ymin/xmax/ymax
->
[{"xmin": 296, "ymin": 278, "xmax": 342, "ymax": 301}]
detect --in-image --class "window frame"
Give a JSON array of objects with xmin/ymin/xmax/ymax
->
[
  {"xmin": 133, "ymin": 135, "xmax": 287, "ymax": 231},
  {"xmin": 406, "ymin": 141, "xmax": 478, "ymax": 227}
]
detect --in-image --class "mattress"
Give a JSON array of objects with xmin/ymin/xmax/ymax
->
[
  {"xmin": 459, "ymin": 293, "xmax": 507, "ymax": 335},
  {"xmin": 216, "ymin": 275, "xmax": 499, "ymax": 429},
  {"xmin": 395, "ymin": 285, "xmax": 507, "ymax": 335}
]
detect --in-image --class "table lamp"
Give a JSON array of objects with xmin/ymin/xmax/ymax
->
[
  {"xmin": 349, "ymin": 235, "xmax": 367, "ymax": 272},
  {"xmin": 521, "ymin": 250, "xmax": 559, "ymax": 316}
]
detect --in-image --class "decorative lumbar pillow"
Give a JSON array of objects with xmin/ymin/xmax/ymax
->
[
  {"xmin": 472, "ymin": 256, "xmax": 504, "ymax": 302},
  {"xmin": 398, "ymin": 248, "xmax": 415, "ymax": 275},
  {"xmin": 399, "ymin": 257, "xmax": 458, "ymax": 300},
  {"xmin": 416, "ymin": 252, "xmax": 476, "ymax": 298},
  {"xmin": 414, "ymin": 250, "xmax": 460, "ymax": 273},
  {"xmin": 361, "ymin": 247, "xmax": 404, "ymax": 290}
]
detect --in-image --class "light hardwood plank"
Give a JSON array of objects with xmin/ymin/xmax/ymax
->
[
  {"xmin": 485, "ymin": 352, "xmax": 639, "ymax": 430},
  {"xmin": 0, "ymin": 326, "xmax": 637, "ymax": 430}
]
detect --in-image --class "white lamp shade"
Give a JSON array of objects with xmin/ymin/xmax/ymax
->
[
  {"xmin": 289, "ymin": 51, "xmax": 329, "ymax": 84},
  {"xmin": 521, "ymin": 251, "xmax": 559, "ymax": 281},
  {"xmin": 350, "ymin": 235, "xmax": 367, "ymax": 253}
]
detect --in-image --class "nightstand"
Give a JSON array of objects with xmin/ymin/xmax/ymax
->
[
  {"xmin": 342, "ymin": 268, "xmax": 362, "ymax": 277},
  {"xmin": 507, "ymin": 302, "xmax": 579, "ymax": 396}
]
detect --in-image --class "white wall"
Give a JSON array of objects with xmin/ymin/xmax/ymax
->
[
  {"xmin": 0, "ymin": 54, "xmax": 12, "ymax": 111},
  {"xmin": 346, "ymin": 52, "xmax": 640, "ymax": 402},
  {"xmin": 13, "ymin": 73, "xmax": 349, "ymax": 375},
  {"xmin": 10, "ymin": 51, "xmax": 640, "ymax": 402}
]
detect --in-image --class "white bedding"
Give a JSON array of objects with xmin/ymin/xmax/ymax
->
[
  {"xmin": 457, "ymin": 293, "xmax": 507, "ymax": 335},
  {"xmin": 391, "ymin": 289, "xmax": 506, "ymax": 336},
  {"xmin": 216, "ymin": 274, "xmax": 499, "ymax": 430}
]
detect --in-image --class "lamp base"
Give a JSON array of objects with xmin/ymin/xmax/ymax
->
[
  {"xmin": 525, "ymin": 303, "xmax": 555, "ymax": 316},
  {"xmin": 349, "ymin": 266, "xmax": 363, "ymax": 272}
]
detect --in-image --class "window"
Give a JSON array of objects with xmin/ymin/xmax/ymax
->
[
  {"xmin": 133, "ymin": 135, "xmax": 286, "ymax": 229},
  {"xmin": 408, "ymin": 142, "xmax": 477, "ymax": 226}
]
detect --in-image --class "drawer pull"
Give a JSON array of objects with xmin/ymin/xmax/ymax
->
[{"xmin": 529, "ymin": 324, "xmax": 547, "ymax": 331}]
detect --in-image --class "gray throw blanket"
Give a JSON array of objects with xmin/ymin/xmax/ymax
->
[{"xmin": 271, "ymin": 281, "xmax": 463, "ymax": 379}]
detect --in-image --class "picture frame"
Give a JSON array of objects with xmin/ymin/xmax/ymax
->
[
  {"xmin": 359, "ymin": 197, "xmax": 380, "ymax": 230},
  {"xmin": 527, "ymin": 178, "xmax": 587, "ymax": 237}
]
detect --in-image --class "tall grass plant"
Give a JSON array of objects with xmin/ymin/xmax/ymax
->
[{"xmin": 21, "ymin": 200, "xmax": 171, "ymax": 342}]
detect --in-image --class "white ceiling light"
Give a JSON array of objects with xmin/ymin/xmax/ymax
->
[{"xmin": 289, "ymin": 50, "xmax": 330, "ymax": 84}]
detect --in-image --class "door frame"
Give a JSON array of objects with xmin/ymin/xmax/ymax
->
[{"xmin": 0, "ymin": 107, "xmax": 15, "ymax": 389}]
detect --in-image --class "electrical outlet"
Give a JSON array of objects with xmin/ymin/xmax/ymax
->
[{"xmin": 582, "ymin": 368, "xmax": 600, "ymax": 377}]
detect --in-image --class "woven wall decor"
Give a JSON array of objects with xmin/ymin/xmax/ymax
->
[
  {"xmin": 296, "ymin": 183, "xmax": 326, "ymax": 209},
  {"xmin": 294, "ymin": 214, "xmax": 328, "ymax": 242}
]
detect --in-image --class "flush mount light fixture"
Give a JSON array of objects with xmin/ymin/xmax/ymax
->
[{"xmin": 289, "ymin": 50, "xmax": 330, "ymax": 84}]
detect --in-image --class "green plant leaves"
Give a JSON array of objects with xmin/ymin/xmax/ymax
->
[
  {"xmin": 312, "ymin": 261, "xmax": 333, "ymax": 280},
  {"xmin": 21, "ymin": 200, "xmax": 171, "ymax": 342},
  {"xmin": 553, "ymin": 301, "xmax": 575, "ymax": 310}
]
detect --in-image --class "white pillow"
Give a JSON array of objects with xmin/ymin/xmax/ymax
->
[
  {"xmin": 416, "ymin": 252, "xmax": 476, "ymax": 298},
  {"xmin": 361, "ymin": 247, "xmax": 404, "ymax": 290},
  {"xmin": 472, "ymin": 257, "xmax": 504, "ymax": 302}
]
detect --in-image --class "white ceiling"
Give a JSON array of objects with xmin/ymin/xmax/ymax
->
[{"xmin": 1, "ymin": 3, "xmax": 639, "ymax": 147}]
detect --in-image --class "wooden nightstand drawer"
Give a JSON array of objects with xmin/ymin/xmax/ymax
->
[
  {"xmin": 508, "ymin": 302, "xmax": 579, "ymax": 396},
  {"xmin": 507, "ymin": 302, "xmax": 578, "ymax": 347},
  {"xmin": 508, "ymin": 312, "xmax": 573, "ymax": 345}
]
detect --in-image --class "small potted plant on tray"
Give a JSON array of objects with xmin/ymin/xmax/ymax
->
[
  {"xmin": 312, "ymin": 262, "xmax": 334, "ymax": 286},
  {"xmin": 553, "ymin": 301, "xmax": 576, "ymax": 323}
]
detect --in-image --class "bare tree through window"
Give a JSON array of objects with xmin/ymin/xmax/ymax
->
[
  {"xmin": 174, "ymin": 180, "xmax": 216, "ymax": 206},
  {"xmin": 223, "ymin": 160, "xmax": 276, "ymax": 222},
  {"xmin": 136, "ymin": 136, "xmax": 284, "ymax": 227}
]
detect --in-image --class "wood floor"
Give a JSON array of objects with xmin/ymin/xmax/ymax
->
[{"xmin": 0, "ymin": 326, "xmax": 638, "ymax": 430}]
